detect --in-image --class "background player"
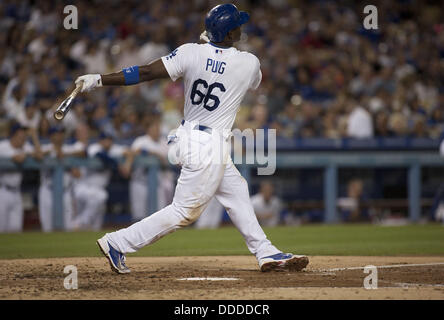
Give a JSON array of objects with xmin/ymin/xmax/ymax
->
[
  {"xmin": 0, "ymin": 124, "xmax": 41, "ymax": 232},
  {"xmin": 125, "ymin": 116, "xmax": 175, "ymax": 221},
  {"xmin": 38, "ymin": 126, "xmax": 84, "ymax": 232},
  {"xmin": 76, "ymin": 4, "xmax": 309, "ymax": 273},
  {"xmin": 77, "ymin": 132, "xmax": 130, "ymax": 230}
]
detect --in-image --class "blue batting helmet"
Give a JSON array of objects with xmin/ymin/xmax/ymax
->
[{"xmin": 205, "ymin": 4, "xmax": 250, "ymax": 43}]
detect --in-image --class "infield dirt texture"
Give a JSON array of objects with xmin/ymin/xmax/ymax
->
[{"xmin": 1, "ymin": 225, "xmax": 443, "ymax": 299}]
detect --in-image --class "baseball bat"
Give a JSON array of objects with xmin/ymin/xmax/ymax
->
[{"xmin": 53, "ymin": 82, "xmax": 83, "ymax": 121}]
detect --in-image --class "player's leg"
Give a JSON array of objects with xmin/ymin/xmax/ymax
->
[
  {"xmin": 74, "ymin": 185, "xmax": 108, "ymax": 229},
  {"xmin": 38, "ymin": 185, "xmax": 52, "ymax": 232},
  {"xmin": 158, "ymin": 171, "xmax": 175, "ymax": 209},
  {"xmin": 214, "ymin": 159, "xmax": 280, "ymax": 258},
  {"xmin": 7, "ymin": 191, "xmax": 24, "ymax": 232},
  {"xmin": 91, "ymin": 200, "xmax": 107, "ymax": 231},
  {"xmin": 214, "ymin": 159, "xmax": 309, "ymax": 271},
  {"xmin": 104, "ymin": 160, "xmax": 222, "ymax": 254},
  {"xmin": 0, "ymin": 188, "xmax": 10, "ymax": 232},
  {"xmin": 129, "ymin": 179, "xmax": 147, "ymax": 222},
  {"xmin": 71, "ymin": 183, "xmax": 87, "ymax": 229},
  {"xmin": 63, "ymin": 187, "xmax": 75, "ymax": 231},
  {"xmin": 102, "ymin": 129, "xmax": 225, "ymax": 254}
]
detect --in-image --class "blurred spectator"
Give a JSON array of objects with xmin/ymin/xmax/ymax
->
[
  {"xmin": 125, "ymin": 118, "xmax": 174, "ymax": 221},
  {"xmin": 16, "ymin": 99, "xmax": 41, "ymax": 129},
  {"xmin": 251, "ymin": 181, "xmax": 282, "ymax": 227},
  {"xmin": 275, "ymin": 102, "xmax": 301, "ymax": 138},
  {"xmin": 389, "ymin": 112, "xmax": 409, "ymax": 137},
  {"xmin": 71, "ymin": 123, "xmax": 108, "ymax": 231},
  {"xmin": 83, "ymin": 132, "xmax": 130, "ymax": 229},
  {"xmin": 337, "ymin": 178, "xmax": 369, "ymax": 222},
  {"xmin": 374, "ymin": 111, "xmax": 392, "ymax": 137},
  {"xmin": 299, "ymin": 102, "xmax": 322, "ymax": 138},
  {"xmin": 38, "ymin": 127, "xmax": 84, "ymax": 232},
  {"xmin": 194, "ymin": 198, "xmax": 225, "ymax": 229},
  {"xmin": 0, "ymin": 0, "xmax": 444, "ymax": 230},
  {"xmin": 347, "ymin": 103, "xmax": 374, "ymax": 138},
  {"xmin": 0, "ymin": 0, "xmax": 442, "ymax": 141},
  {"xmin": 0, "ymin": 124, "xmax": 41, "ymax": 232}
]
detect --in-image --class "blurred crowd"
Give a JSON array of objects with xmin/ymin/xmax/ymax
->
[
  {"xmin": 1, "ymin": 0, "xmax": 444, "ymax": 232},
  {"xmin": 0, "ymin": 0, "xmax": 443, "ymax": 142}
]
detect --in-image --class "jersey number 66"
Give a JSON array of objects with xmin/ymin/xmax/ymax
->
[{"xmin": 190, "ymin": 79, "xmax": 226, "ymax": 111}]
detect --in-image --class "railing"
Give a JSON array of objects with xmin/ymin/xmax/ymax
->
[
  {"xmin": 1, "ymin": 150, "xmax": 443, "ymax": 229},
  {"xmin": 240, "ymin": 151, "xmax": 444, "ymax": 223},
  {"xmin": 0, "ymin": 156, "xmax": 160, "ymax": 230}
]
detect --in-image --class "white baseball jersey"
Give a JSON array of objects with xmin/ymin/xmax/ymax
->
[
  {"xmin": 161, "ymin": 42, "xmax": 262, "ymax": 130},
  {"xmin": 251, "ymin": 194, "xmax": 282, "ymax": 227},
  {"xmin": 130, "ymin": 134, "xmax": 169, "ymax": 182},
  {"xmin": 86, "ymin": 143, "xmax": 128, "ymax": 188},
  {"xmin": 40, "ymin": 142, "xmax": 85, "ymax": 187},
  {"xmin": 0, "ymin": 139, "xmax": 33, "ymax": 188}
]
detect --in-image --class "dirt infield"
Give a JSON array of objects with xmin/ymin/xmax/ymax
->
[{"xmin": 1, "ymin": 256, "xmax": 444, "ymax": 300}]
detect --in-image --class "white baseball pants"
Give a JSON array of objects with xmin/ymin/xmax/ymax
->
[
  {"xmin": 106, "ymin": 121, "xmax": 280, "ymax": 260},
  {"xmin": 38, "ymin": 184, "xmax": 75, "ymax": 232},
  {"xmin": 0, "ymin": 188, "xmax": 23, "ymax": 232},
  {"xmin": 73, "ymin": 183, "xmax": 108, "ymax": 230},
  {"xmin": 129, "ymin": 171, "xmax": 175, "ymax": 221}
]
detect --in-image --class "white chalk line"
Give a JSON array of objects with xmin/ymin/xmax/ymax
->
[
  {"xmin": 393, "ymin": 282, "xmax": 444, "ymax": 288},
  {"xmin": 275, "ymin": 284, "xmax": 444, "ymax": 289},
  {"xmin": 323, "ymin": 262, "xmax": 444, "ymax": 272},
  {"xmin": 177, "ymin": 277, "xmax": 241, "ymax": 281}
]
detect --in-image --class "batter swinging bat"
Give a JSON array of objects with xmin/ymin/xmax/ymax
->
[{"xmin": 53, "ymin": 82, "xmax": 83, "ymax": 121}]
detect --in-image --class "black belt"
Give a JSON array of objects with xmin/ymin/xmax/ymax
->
[{"xmin": 181, "ymin": 119, "xmax": 212, "ymax": 134}]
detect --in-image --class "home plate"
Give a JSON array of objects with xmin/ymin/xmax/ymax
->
[{"xmin": 177, "ymin": 277, "xmax": 241, "ymax": 281}]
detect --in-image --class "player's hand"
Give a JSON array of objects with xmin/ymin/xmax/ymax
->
[
  {"xmin": 12, "ymin": 153, "xmax": 27, "ymax": 163},
  {"xmin": 33, "ymin": 150, "xmax": 44, "ymax": 161},
  {"xmin": 118, "ymin": 163, "xmax": 131, "ymax": 179},
  {"xmin": 55, "ymin": 147, "xmax": 64, "ymax": 159},
  {"xmin": 70, "ymin": 167, "xmax": 81, "ymax": 178},
  {"xmin": 75, "ymin": 74, "xmax": 103, "ymax": 92}
]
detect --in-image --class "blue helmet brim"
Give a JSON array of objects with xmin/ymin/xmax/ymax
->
[{"xmin": 239, "ymin": 11, "xmax": 250, "ymax": 26}]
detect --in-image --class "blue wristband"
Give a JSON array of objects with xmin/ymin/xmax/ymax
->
[{"xmin": 123, "ymin": 66, "xmax": 140, "ymax": 85}]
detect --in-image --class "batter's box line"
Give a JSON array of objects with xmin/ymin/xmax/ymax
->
[
  {"xmin": 392, "ymin": 282, "xmax": 444, "ymax": 288},
  {"xmin": 321, "ymin": 262, "xmax": 444, "ymax": 272}
]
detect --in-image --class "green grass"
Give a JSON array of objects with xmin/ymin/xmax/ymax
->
[{"xmin": 0, "ymin": 224, "xmax": 443, "ymax": 259}]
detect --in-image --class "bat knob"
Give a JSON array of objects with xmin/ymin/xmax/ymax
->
[{"xmin": 54, "ymin": 110, "xmax": 65, "ymax": 121}]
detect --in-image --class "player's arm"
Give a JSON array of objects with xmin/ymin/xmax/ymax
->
[
  {"xmin": 75, "ymin": 59, "xmax": 169, "ymax": 92},
  {"xmin": 26, "ymin": 128, "xmax": 44, "ymax": 160},
  {"xmin": 11, "ymin": 153, "xmax": 26, "ymax": 163}
]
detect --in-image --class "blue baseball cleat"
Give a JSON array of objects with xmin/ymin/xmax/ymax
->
[
  {"xmin": 259, "ymin": 253, "xmax": 309, "ymax": 272},
  {"xmin": 97, "ymin": 236, "xmax": 131, "ymax": 274}
]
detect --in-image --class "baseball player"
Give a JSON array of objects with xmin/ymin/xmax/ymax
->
[
  {"xmin": 77, "ymin": 4, "xmax": 309, "ymax": 272},
  {"xmin": 75, "ymin": 132, "xmax": 130, "ymax": 230},
  {"xmin": 69, "ymin": 123, "xmax": 109, "ymax": 231},
  {"xmin": 0, "ymin": 124, "xmax": 41, "ymax": 232},
  {"xmin": 125, "ymin": 118, "xmax": 175, "ymax": 221},
  {"xmin": 251, "ymin": 181, "xmax": 282, "ymax": 227},
  {"xmin": 39, "ymin": 126, "xmax": 84, "ymax": 232}
]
